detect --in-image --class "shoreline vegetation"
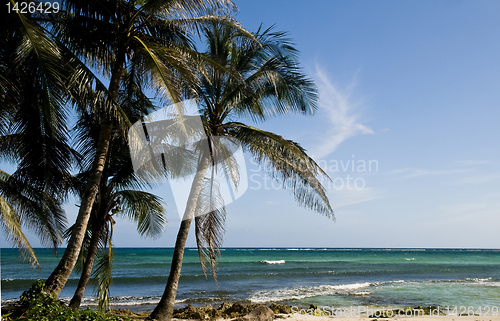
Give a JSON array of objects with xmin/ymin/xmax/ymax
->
[
  {"xmin": 3, "ymin": 281, "xmax": 499, "ymax": 321},
  {"xmin": 4, "ymin": 300, "xmax": 500, "ymax": 321}
]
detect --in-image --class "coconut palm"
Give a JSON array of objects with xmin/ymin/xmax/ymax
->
[
  {"xmin": 67, "ymin": 113, "xmax": 166, "ymax": 310},
  {"xmin": 0, "ymin": 1, "xmax": 96, "ymax": 199},
  {"xmin": 68, "ymin": 189, "xmax": 165, "ymax": 311},
  {"xmin": 43, "ymin": 0, "xmax": 248, "ymax": 297},
  {"xmin": 147, "ymin": 23, "xmax": 334, "ymax": 321},
  {"xmin": 0, "ymin": 2, "xmax": 82, "ymax": 263}
]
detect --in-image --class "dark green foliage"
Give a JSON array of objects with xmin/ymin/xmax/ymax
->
[{"xmin": 5, "ymin": 280, "xmax": 129, "ymax": 321}]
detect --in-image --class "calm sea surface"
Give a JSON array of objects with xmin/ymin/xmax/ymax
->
[{"xmin": 1, "ymin": 248, "xmax": 499, "ymax": 312}]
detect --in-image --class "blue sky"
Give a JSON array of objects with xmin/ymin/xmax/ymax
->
[{"xmin": 2, "ymin": 1, "xmax": 500, "ymax": 249}]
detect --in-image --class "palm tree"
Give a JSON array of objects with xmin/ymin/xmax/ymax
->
[
  {"xmin": 43, "ymin": 0, "xmax": 247, "ymax": 297},
  {"xmin": 1, "ymin": 1, "xmax": 131, "ymax": 268},
  {"xmin": 0, "ymin": 1, "xmax": 96, "ymax": 199},
  {"xmin": 67, "ymin": 112, "xmax": 166, "ymax": 310},
  {"xmin": 148, "ymin": 23, "xmax": 334, "ymax": 321},
  {"xmin": 0, "ymin": 1, "xmax": 81, "ymax": 264},
  {"xmin": 67, "ymin": 161, "xmax": 166, "ymax": 311}
]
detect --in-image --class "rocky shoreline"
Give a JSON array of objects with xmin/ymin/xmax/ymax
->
[
  {"xmin": 4, "ymin": 299, "xmax": 487, "ymax": 321},
  {"xmin": 108, "ymin": 303, "xmax": 462, "ymax": 320},
  {"xmin": 109, "ymin": 302, "xmax": 291, "ymax": 320}
]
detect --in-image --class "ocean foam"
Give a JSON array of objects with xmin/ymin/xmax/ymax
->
[
  {"xmin": 79, "ymin": 296, "xmax": 162, "ymax": 307},
  {"xmin": 249, "ymin": 282, "xmax": 371, "ymax": 303},
  {"xmin": 350, "ymin": 291, "xmax": 371, "ymax": 296},
  {"xmin": 77, "ymin": 295, "xmax": 219, "ymax": 307},
  {"xmin": 463, "ymin": 277, "xmax": 492, "ymax": 282},
  {"xmin": 261, "ymin": 260, "xmax": 285, "ymax": 264}
]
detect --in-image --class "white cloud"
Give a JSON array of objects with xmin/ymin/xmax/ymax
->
[{"xmin": 311, "ymin": 66, "xmax": 374, "ymax": 159}]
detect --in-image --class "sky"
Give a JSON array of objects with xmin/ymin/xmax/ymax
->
[{"xmin": 2, "ymin": 0, "xmax": 500, "ymax": 249}]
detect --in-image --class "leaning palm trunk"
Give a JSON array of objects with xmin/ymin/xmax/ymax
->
[
  {"xmin": 149, "ymin": 154, "xmax": 211, "ymax": 321},
  {"xmin": 69, "ymin": 223, "xmax": 103, "ymax": 309},
  {"xmin": 44, "ymin": 123, "xmax": 112, "ymax": 296},
  {"xmin": 44, "ymin": 57, "xmax": 126, "ymax": 297}
]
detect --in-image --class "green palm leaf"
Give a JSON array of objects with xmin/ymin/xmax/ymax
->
[
  {"xmin": 1, "ymin": 3, "xmax": 77, "ymax": 199},
  {"xmin": 194, "ymin": 176, "xmax": 226, "ymax": 282},
  {"xmin": 0, "ymin": 190, "xmax": 39, "ymax": 268},
  {"xmin": 0, "ymin": 169, "xmax": 67, "ymax": 266},
  {"xmin": 92, "ymin": 243, "xmax": 114, "ymax": 311},
  {"xmin": 115, "ymin": 190, "xmax": 166, "ymax": 239},
  {"xmin": 228, "ymin": 123, "xmax": 332, "ymax": 216}
]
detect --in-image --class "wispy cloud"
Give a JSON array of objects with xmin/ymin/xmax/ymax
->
[
  {"xmin": 445, "ymin": 160, "xmax": 500, "ymax": 184},
  {"xmin": 326, "ymin": 187, "xmax": 384, "ymax": 209},
  {"xmin": 311, "ymin": 66, "xmax": 374, "ymax": 159},
  {"xmin": 384, "ymin": 167, "xmax": 474, "ymax": 180},
  {"xmin": 447, "ymin": 173, "xmax": 500, "ymax": 185}
]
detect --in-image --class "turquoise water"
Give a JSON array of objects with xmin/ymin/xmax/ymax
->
[{"xmin": 1, "ymin": 248, "xmax": 499, "ymax": 311}]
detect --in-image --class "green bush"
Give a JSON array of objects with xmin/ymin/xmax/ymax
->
[{"xmin": 4, "ymin": 280, "xmax": 129, "ymax": 321}]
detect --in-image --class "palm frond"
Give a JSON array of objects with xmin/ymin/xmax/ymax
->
[
  {"xmin": 140, "ymin": 0, "xmax": 237, "ymax": 19},
  {"xmin": 51, "ymin": 5, "xmax": 117, "ymax": 75},
  {"xmin": 0, "ymin": 190, "xmax": 39, "ymax": 268},
  {"xmin": 0, "ymin": 169, "xmax": 67, "ymax": 252},
  {"xmin": 92, "ymin": 219, "xmax": 115, "ymax": 312},
  {"xmin": 119, "ymin": 61, "xmax": 158, "ymax": 120},
  {"xmin": 226, "ymin": 123, "xmax": 334, "ymax": 218},
  {"xmin": 194, "ymin": 23, "xmax": 318, "ymax": 124},
  {"xmin": 209, "ymin": 136, "xmax": 241, "ymax": 188},
  {"xmin": 1, "ymin": 6, "xmax": 77, "ymax": 199},
  {"xmin": 133, "ymin": 36, "xmax": 186, "ymax": 104},
  {"xmin": 168, "ymin": 15, "xmax": 257, "ymax": 44},
  {"xmin": 92, "ymin": 243, "xmax": 114, "ymax": 311},
  {"xmin": 115, "ymin": 190, "xmax": 166, "ymax": 239},
  {"xmin": 194, "ymin": 176, "xmax": 226, "ymax": 282}
]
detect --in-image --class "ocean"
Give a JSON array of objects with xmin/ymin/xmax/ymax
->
[{"xmin": 1, "ymin": 248, "xmax": 499, "ymax": 312}]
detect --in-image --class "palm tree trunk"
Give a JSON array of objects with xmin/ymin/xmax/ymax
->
[
  {"xmin": 69, "ymin": 223, "xmax": 103, "ymax": 309},
  {"xmin": 149, "ymin": 155, "xmax": 211, "ymax": 321},
  {"xmin": 43, "ymin": 122, "xmax": 112, "ymax": 297},
  {"xmin": 44, "ymin": 53, "xmax": 126, "ymax": 297}
]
